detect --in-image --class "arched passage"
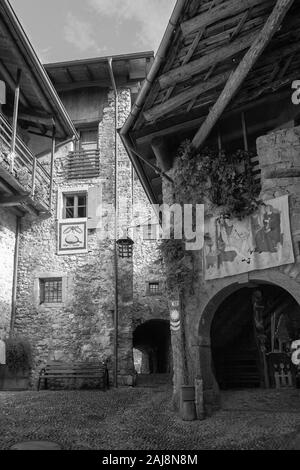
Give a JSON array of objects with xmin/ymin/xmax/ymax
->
[
  {"xmin": 198, "ymin": 274, "xmax": 300, "ymax": 411},
  {"xmin": 133, "ymin": 320, "xmax": 172, "ymax": 374}
]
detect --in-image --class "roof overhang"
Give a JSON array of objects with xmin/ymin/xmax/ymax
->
[
  {"xmin": 121, "ymin": 0, "xmax": 300, "ymax": 204},
  {"xmin": 45, "ymin": 51, "xmax": 154, "ymax": 93},
  {"xmin": 0, "ymin": 0, "xmax": 78, "ymax": 140}
]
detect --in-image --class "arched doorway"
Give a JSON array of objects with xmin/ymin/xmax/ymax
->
[
  {"xmin": 133, "ymin": 320, "xmax": 172, "ymax": 375},
  {"xmin": 211, "ymin": 283, "xmax": 300, "ymax": 390}
]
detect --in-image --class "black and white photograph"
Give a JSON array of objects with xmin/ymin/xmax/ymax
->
[{"xmin": 1, "ymin": 0, "xmax": 300, "ymax": 457}]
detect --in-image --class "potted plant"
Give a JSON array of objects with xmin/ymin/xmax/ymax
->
[{"xmin": 0, "ymin": 336, "xmax": 32, "ymax": 390}]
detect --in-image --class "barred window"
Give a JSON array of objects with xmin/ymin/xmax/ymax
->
[
  {"xmin": 148, "ymin": 282, "xmax": 161, "ymax": 296},
  {"xmin": 40, "ymin": 278, "xmax": 62, "ymax": 304}
]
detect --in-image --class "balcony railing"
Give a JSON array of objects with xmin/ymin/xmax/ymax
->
[
  {"xmin": 0, "ymin": 112, "xmax": 50, "ymax": 211},
  {"xmin": 67, "ymin": 149, "xmax": 100, "ymax": 179}
]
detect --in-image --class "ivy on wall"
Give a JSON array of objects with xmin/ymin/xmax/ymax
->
[
  {"xmin": 159, "ymin": 140, "xmax": 261, "ymax": 292},
  {"xmin": 174, "ymin": 140, "xmax": 261, "ymax": 218}
]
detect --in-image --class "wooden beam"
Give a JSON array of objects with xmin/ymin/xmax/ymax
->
[
  {"xmin": 0, "ymin": 194, "xmax": 30, "ymax": 207},
  {"xmin": 135, "ymin": 88, "xmax": 291, "ymax": 145},
  {"xmin": 192, "ymin": 0, "xmax": 294, "ymax": 150},
  {"xmin": 158, "ymin": 30, "xmax": 258, "ymax": 89},
  {"xmin": 55, "ymin": 80, "xmax": 112, "ymax": 92},
  {"xmin": 144, "ymin": 71, "xmax": 231, "ymax": 122},
  {"xmin": 181, "ymin": 0, "xmax": 267, "ymax": 37},
  {"xmin": 0, "ymin": 60, "xmax": 28, "ymax": 107},
  {"xmin": 18, "ymin": 112, "xmax": 54, "ymax": 127},
  {"xmin": 151, "ymin": 138, "xmax": 173, "ymax": 172},
  {"xmin": 10, "ymin": 69, "xmax": 21, "ymax": 168}
]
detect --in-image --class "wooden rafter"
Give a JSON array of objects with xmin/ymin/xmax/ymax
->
[
  {"xmin": 158, "ymin": 29, "xmax": 258, "ymax": 89},
  {"xmin": 0, "ymin": 194, "xmax": 30, "ymax": 207},
  {"xmin": 144, "ymin": 71, "xmax": 231, "ymax": 122},
  {"xmin": 181, "ymin": 0, "xmax": 268, "ymax": 37},
  {"xmin": 65, "ymin": 68, "xmax": 75, "ymax": 83},
  {"xmin": 192, "ymin": 0, "xmax": 295, "ymax": 150}
]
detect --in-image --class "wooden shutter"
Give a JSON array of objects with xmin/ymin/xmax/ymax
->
[
  {"xmin": 56, "ymin": 190, "xmax": 63, "ymax": 220},
  {"xmin": 87, "ymin": 185, "xmax": 102, "ymax": 229}
]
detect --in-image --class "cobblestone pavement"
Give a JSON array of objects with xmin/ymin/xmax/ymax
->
[{"xmin": 1, "ymin": 386, "xmax": 300, "ymax": 450}]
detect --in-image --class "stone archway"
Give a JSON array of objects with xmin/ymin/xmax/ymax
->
[
  {"xmin": 198, "ymin": 271, "xmax": 300, "ymax": 411},
  {"xmin": 133, "ymin": 319, "xmax": 172, "ymax": 375}
]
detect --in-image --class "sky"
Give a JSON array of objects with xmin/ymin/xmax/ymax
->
[{"xmin": 11, "ymin": 0, "xmax": 176, "ymax": 64}]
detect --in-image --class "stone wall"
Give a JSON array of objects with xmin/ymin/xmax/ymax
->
[
  {"xmin": 162, "ymin": 125, "xmax": 300, "ymax": 415},
  {"xmin": 15, "ymin": 89, "xmax": 134, "ymax": 386},
  {"xmin": 14, "ymin": 87, "xmax": 169, "ymax": 388},
  {"xmin": 0, "ymin": 208, "xmax": 17, "ymax": 338},
  {"xmin": 132, "ymin": 178, "xmax": 169, "ymax": 330}
]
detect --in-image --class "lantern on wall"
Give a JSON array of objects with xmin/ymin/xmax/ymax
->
[{"xmin": 116, "ymin": 236, "xmax": 134, "ymax": 258}]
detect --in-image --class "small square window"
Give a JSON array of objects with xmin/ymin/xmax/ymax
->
[
  {"xmin": 40, "ymin": 278, "xmax": 62, "ymax": 304},
  {"xmin": 63, "ymin": 193, "xmax": 87, "ymax": 219},
  {"xmin": 148, "ymin": 282, "xmax": 161, "ymax": 296}
]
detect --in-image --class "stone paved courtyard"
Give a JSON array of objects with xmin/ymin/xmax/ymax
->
[{"xmin": 1, "ymin": 386, "xmax": 300, "ymax": 450}]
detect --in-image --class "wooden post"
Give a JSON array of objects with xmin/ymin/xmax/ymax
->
[
  {"xmin": 31, "ymin": 157, "xmax": 37, "ymax": 198},
  {"xmin": 10, "ymin": 68, "xmax": 22, "ymax": 171},
  {"xmin": 192, "ymin": 0, "xmax": 295, "ymax": 150},
  {"xmin": 241, "ymin": 112, "xmax": 249, "ymax": 151},
  {"xmin": 49, "ymin": 123, "xmax": 56, "ymax": 210}
]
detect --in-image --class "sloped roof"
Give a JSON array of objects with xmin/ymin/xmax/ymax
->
[
  {"xmin": 45, "ymin": 52, "xmax": 154, "ymax": 92},
  {"xmin": 0, "ymin": 0, "xmax": 77, "ymax": 139},
  {"xmin": 121, "ymin": 0, "xmax": 300, "ymax": 204}
]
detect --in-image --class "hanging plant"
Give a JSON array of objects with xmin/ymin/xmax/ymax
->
[{"xmin": 173, "ymin": 140, "xmax": 261, "ymax": 218}]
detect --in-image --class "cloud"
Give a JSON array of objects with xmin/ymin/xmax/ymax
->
[
  {"xmin": 88, "ymin": 0, "xmax": 175, "ymax": 50},
  {"xmin": 64, "ymin": 12, "xmax": 99, "ymax": 52}
]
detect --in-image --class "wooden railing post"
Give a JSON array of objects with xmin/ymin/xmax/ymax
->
[
  {"xmin": 10, "ymin": 68, "xmax": 22, "ymax": 171},
  {"xmin": 31, "ymin": 156, "xmax": 37, "ymax": 197},
  {"xmin": 49, "ymin": 123, "xmax": 56, "ymax": 210}
]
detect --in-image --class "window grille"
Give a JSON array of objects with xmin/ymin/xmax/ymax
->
[
  {"xmin": 148, "ymin": 282, "xmax": 161, "ymax": 296},
  {"xmin": 40, "ymin": 278, "xmax": 62, "ymax": 304}
]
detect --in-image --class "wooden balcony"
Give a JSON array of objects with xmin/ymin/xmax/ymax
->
[
  {"xmin": 67, "ymin": 149, "xmax": 100, "ymax": 179},
  {"xmin": 0, "ymin": 112, "xmax": 50, "ymax": 214}
]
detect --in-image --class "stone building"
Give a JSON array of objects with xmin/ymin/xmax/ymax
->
[
  {"xmin": 0, "ymin": 1, "xmax": 76, "ymax": 340},
  {"xmin": 12, "ymin": 53, "xmax": 171, "ymax": 386},
  {"xmin": 122, "ymin": 0, "xmax": 300, "ymax": 416}
]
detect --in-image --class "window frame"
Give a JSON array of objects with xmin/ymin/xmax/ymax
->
[
  {"xmin": 34, "ymin": 273, "xmax": 67, "ymax": 308},
  {"xmin": 147, "ymin": 281, "xmax": 162, "ymax": 296},
  {"xmin": 63, "ymin": 193, "xmax": 87, "ymax": 219},
  {"xmin": 39, "ymin": 277, "xmax": 63, "ymax": 305}
]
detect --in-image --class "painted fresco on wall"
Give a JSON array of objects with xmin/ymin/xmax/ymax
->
[
  {"xmin": 204, "ymin": 195, "xmax": 294, "ymax": 280},
  {"xmin": 58, "ymin": 220, "xmax": 87, "ymax": 254}
]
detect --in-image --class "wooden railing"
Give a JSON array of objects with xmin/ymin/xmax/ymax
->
[
  {"xmin": 67, "ymin": 149, "xmax": 100, "ymax": 179},
  {"xmin": 0, "ymin": 112, "xmax": 50, "ymax": 208}
]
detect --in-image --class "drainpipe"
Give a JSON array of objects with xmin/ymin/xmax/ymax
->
[
  {"xmin": 108, "ymin": 57, "xmax": 119, "ymax": 388},
  {"xmin": 120, "ymin": 0, "xmax": 186, "ymax": 137},
  {"xmin": 10, "ymin": 216, "xmax": 21, "ymax": 333}
]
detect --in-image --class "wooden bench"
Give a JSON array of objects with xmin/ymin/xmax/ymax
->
[{"xmin": 38, "ymin": 361, "xmax": 109, "ymax": 391}]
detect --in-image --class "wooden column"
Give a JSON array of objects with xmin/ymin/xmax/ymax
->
[
  {"xmin": 10, "ymin": 69, "xmax": 22, "ymax": 170},
  {"xmin": 241, "ymin": 112, "xmax": 249, "ymax": 151},
  {"xmin": 151, "ymin": 137, "xmax": 172, "ymax": 172},
  {"xmin": 49, "ymin": 123, "xmax": 56, "ymax": 210},
  {"xmin": 192, "ymin": 0, "xmax": 295, "ymax": 150},
  {"xmin": 31, "ymin": 157, "xmax": 37, "ymax": 198}
]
